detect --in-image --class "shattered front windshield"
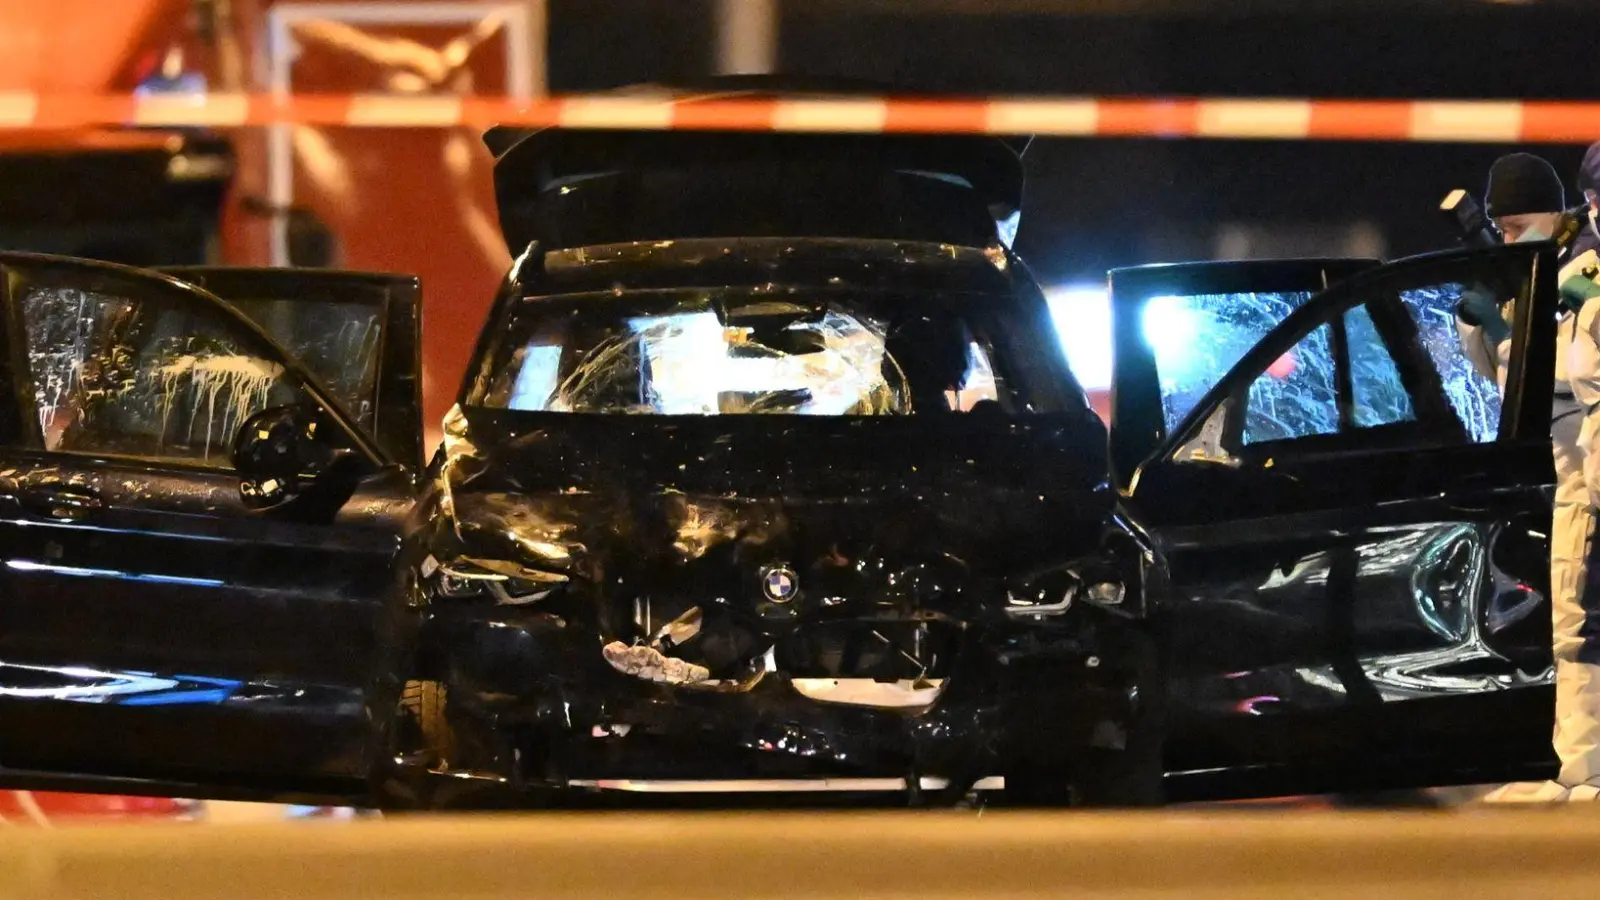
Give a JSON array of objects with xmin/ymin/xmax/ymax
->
[{"xmin": 469, "ymin": 287, "xmax": 1075, "ymax": 416}]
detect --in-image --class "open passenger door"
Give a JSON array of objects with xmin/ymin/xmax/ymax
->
[
  {"xmin": 0, "ymin": 255, "xmax": 419, "ymax": 804},
  {"xmin": 1110, "ymin": 244, "xmax": 1561, "ymax": 799},
  {"xmin": 160, "ymin": 267, "xmax": 424, "ymax": 474}
]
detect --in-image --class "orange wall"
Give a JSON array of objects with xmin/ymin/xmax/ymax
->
[
  {"xmin": 0, "ymin": 0, "xmax": 182, "ymax": 92},
  {"xmin": 222, "ymin": 5, "xmax": 512, "ymax": 452},
  {"xmin": 226, "ymin": 127, "xmax": 508, "ymax": 452}
]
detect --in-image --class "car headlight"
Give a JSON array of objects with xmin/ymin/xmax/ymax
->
[
  {"xmin": 1005, "ymin": 566, "xmax": 1125, "ymax": 618},
  {"xmin": 1006, "ymin": 570, "xmax": 1077, "ymax": 617},
  {"xmin": 421, "ymin": 555, "xmax": 566, "ymax": 605}
]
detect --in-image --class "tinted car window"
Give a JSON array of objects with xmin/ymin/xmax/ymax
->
[
  {"xmin": 1347, "ymin": 305, "xmax": 1416, "ymax": 428},
  {"xmin": 1398, "ymin": 283, "xmax": 1500, "ymax": 443},
  {"xmin": 1241, "ymin": 323, "xmax": 1338, "ymax": 444},
  {"xmin": 224, "ymin": 296, "xmax": 384, "ymax": 431},
  {"xmin": 1145, "ymin": 290, "xmax": 1315, "ymax": 433},
  {"xmin": 470, "ymin": 288, "xmax": 1070, "ymax": 416},
  {"xmin": 21, "ymin": 284, "xmax": 301, "ymax": 466}
]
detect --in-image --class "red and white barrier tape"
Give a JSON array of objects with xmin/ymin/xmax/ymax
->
[{"xmin": 1, "ymin": 93, "xmax": 1598, "ymax": 142}]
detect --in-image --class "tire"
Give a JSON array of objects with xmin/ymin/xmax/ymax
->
[
  {"xmin": 1066, "ymin": 712, "xmax": 1165, "ymax": 807},
  {"xmin": 1002, "ymin": 630, "xmax": 1165, "ymax": 808},
  {"xmin": 1003, "ymin": 719, "xmax": 1163, "ymax": 808},
  {"xmin": 400, "ymin": 679, "xmax": 455, "ymax": 767}
]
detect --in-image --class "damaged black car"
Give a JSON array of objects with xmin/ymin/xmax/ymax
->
[
  {"xmin": 0, "ymin": 117, "xmax": 1568, "ymax": 808},
  {"xmin": 404, "ymin": 236, "xmax": 1155, "ymax": 807},
  {"xmin": 396, "ymin": 123, "xmax": 1159, "ymax": 807}
]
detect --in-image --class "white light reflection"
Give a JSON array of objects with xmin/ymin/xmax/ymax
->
[
  {"xmin": 5, "ymin": 560, "xmax": 224, "ymax": 588},
  {"xmin": 1046, "ymin": 287, "xmax": 1207, "ymax": 392},
  {"xmin": 1141, "ymin": 295, "xmax": 1203, "ymax": 373},
  {"xmin": 1045, "ymin": 286, "xmax": 1112, "ymax": 391},
  {"xmin": 0, "ymin": 661, "xmax": 179, "ymax": 700}
]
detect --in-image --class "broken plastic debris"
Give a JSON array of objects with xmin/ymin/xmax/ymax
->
[
  {"xmin": 651, "ymin": 606, "xmax": 703, "ymax": 651},
  {"xmin": 439, "ymin": 403, "xmax": 478, "ymax": 527},
  {"xmin": 602, "ymin": 641, "xmax": 710, "ymax": 685}
]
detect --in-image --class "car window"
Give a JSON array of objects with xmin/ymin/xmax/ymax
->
[
  {"xmin": 474, "ymin": 288, "xmax": 1065, "ymax": 416},
  {"xmin": 1240, "ymin": 323, "xmax": 1338, "ymax": 444},
  {"xmin": 1239, "ymin": 306, "xmax": 1418, "ymax": 444},
  {"xmin": 223, "ymin": 296, "xmax": 384, "ymax": 433},
  {"xmin": 21, "ymin": 283, "xmax": 304, "ymax": 468},
  {"xmin": 1397, "ymin": 283, "xmax": 1500, "ymax": 443},
  {"xmin": 1170, "ymin": 249, "xmax": 1538, "ymax": 466},
  {"xmin": 1177, "ymin": 298, "xmax": 1429, "ymax": 460},
  {"xmin": 1146, "ymin": 291, "xmax": 1315, "ymax": 433},
  {"xmin": 1346, "ymin": 305, "xmax": 1417, "ymax": 428}
]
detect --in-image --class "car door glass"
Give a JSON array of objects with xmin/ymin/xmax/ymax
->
[
  {"xmin": 1180, "ymin": 301, "xmax": 1422, "ymax": 457},
  {"xmin": 1397, "ymin": 283, "xmax": 1500, "ymax": 443},
  {"xmin": 23, "ymin": 284, "xmax": 302, "ymax": 467},
  {"xmin": 1172, "ymin": 249, "xmax": 1541, "ymax": 466},
  {"xmin": 1241, "ymin": 306, "xmax": 1420, "ymax": 445},
  {"xmin": 1347, "ymin": 304, "xmax": 1416, "ymax": 428},
  {"xmin": 1240, "ymin": 323, "xmax": 1338, "ymax": 444},
  {"xmin": 223, "ymin": 297, "xmax": 383, "ymax": 432},
  {"xmin": 1146, "ymin": 291, "xmax": 1315, "ymax": 433}
]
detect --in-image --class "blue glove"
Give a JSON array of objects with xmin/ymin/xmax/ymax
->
[{"xmin": 1456, "ymin": 282, "xmax": 1510, "ymax": 343}]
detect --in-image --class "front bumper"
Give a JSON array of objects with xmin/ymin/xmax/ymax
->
[{"xmin": 406, "ymin": 602, "xmax": 1147, "ymax": 795}]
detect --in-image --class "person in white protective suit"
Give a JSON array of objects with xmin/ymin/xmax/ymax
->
[
  {"xmin": 1527, "ymin": 145, "xmax": 1600, "ymax": 801},
  {"xmin": 1466, "ymin": 150, "xmax": 1600, "ymax": 803}
]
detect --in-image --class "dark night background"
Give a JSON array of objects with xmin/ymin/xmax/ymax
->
[{"xmin": 545, "ymin": 0, "xmax": 1594, "ymax": 287}]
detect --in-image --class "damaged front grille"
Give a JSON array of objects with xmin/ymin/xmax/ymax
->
[{"xmin": 775, "ymin": 618, "xmax": 963, "ymax": 682}]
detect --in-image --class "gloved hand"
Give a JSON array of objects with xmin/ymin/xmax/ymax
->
[
  {"xmin": 1456, "ymin": 282, "xmax": 1510, "ymax": 343},
  {"xmin": 1560, "ymin": 271, "xmax": 1600, "ymax": 314},
  {"xmin": 1559, "ymin": 249, "xmax": 1600, "ymax": 313}
]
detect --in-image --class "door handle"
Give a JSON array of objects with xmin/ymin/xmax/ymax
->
[{"xmin": 26, "ymin": 486, "xmax": 103, "ymax": 521}]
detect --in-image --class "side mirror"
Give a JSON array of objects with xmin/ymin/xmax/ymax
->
[{"xmin": 231, "ymin": 404, "xmax": 344, "ymax": 510}]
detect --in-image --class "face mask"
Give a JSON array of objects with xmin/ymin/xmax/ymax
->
[{"xmin": 1513, "ymin": 223, "xmax": 1553, "ymax": 243}]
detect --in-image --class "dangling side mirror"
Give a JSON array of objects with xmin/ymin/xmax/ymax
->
[{"xmin": 231, "ymin": 404, "xmax": 345, "ymax": 511}]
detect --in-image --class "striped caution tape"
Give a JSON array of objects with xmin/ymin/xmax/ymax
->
[{"xmin": 1, "ymin": 92, "xmax": 1598, "ymax": 142}]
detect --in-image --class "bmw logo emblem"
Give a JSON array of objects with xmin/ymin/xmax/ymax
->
[{"xmin": 760, "ymin": 565, "xmax": 799, "ymax": 603}]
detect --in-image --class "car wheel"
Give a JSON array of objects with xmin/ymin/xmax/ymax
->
[
  {"xmin": 1002, "ymin": 716, "xmax": 1163, "ymax": 807},
  {"xmin": 1002, "ymin": 633, "xmax": 1165, "ymax": 808},
  {"xmin": 401, "ymin": 679, "xmax": 455, "ymax": 767},
  {"xmin": 1068, "ymin": 711, "xmax": 1165, "ymax": 807}
]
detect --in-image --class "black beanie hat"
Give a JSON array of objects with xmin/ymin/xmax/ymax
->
[{"xmin": 1485, "ymin": 152, "xmax": 1565, "ymax": 218}]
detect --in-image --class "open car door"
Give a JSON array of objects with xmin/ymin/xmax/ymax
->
[
  {"xmin": 0, "ymin": 255, "xmax": 420, "ymax": 804},
  {"xmin": 160, "ymin": 267, "xmax": 424, "ymax": 474},
  {"xmin": 1110, "ymin": 244, "xmax": 1560, "ymax": 801}
]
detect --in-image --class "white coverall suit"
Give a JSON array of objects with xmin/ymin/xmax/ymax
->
[
  {"xmin": 1552, "ymin": 249, "xmax": 1600, "ymax": 797},
  {"xmin": 1459, "ymin": 248, "xmax": 1598, "ymax": 801}
]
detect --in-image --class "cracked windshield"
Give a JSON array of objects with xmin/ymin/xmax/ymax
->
[{"xmin": 472, "ymin": 289, "xmax": 1071, "ymax": 416}]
